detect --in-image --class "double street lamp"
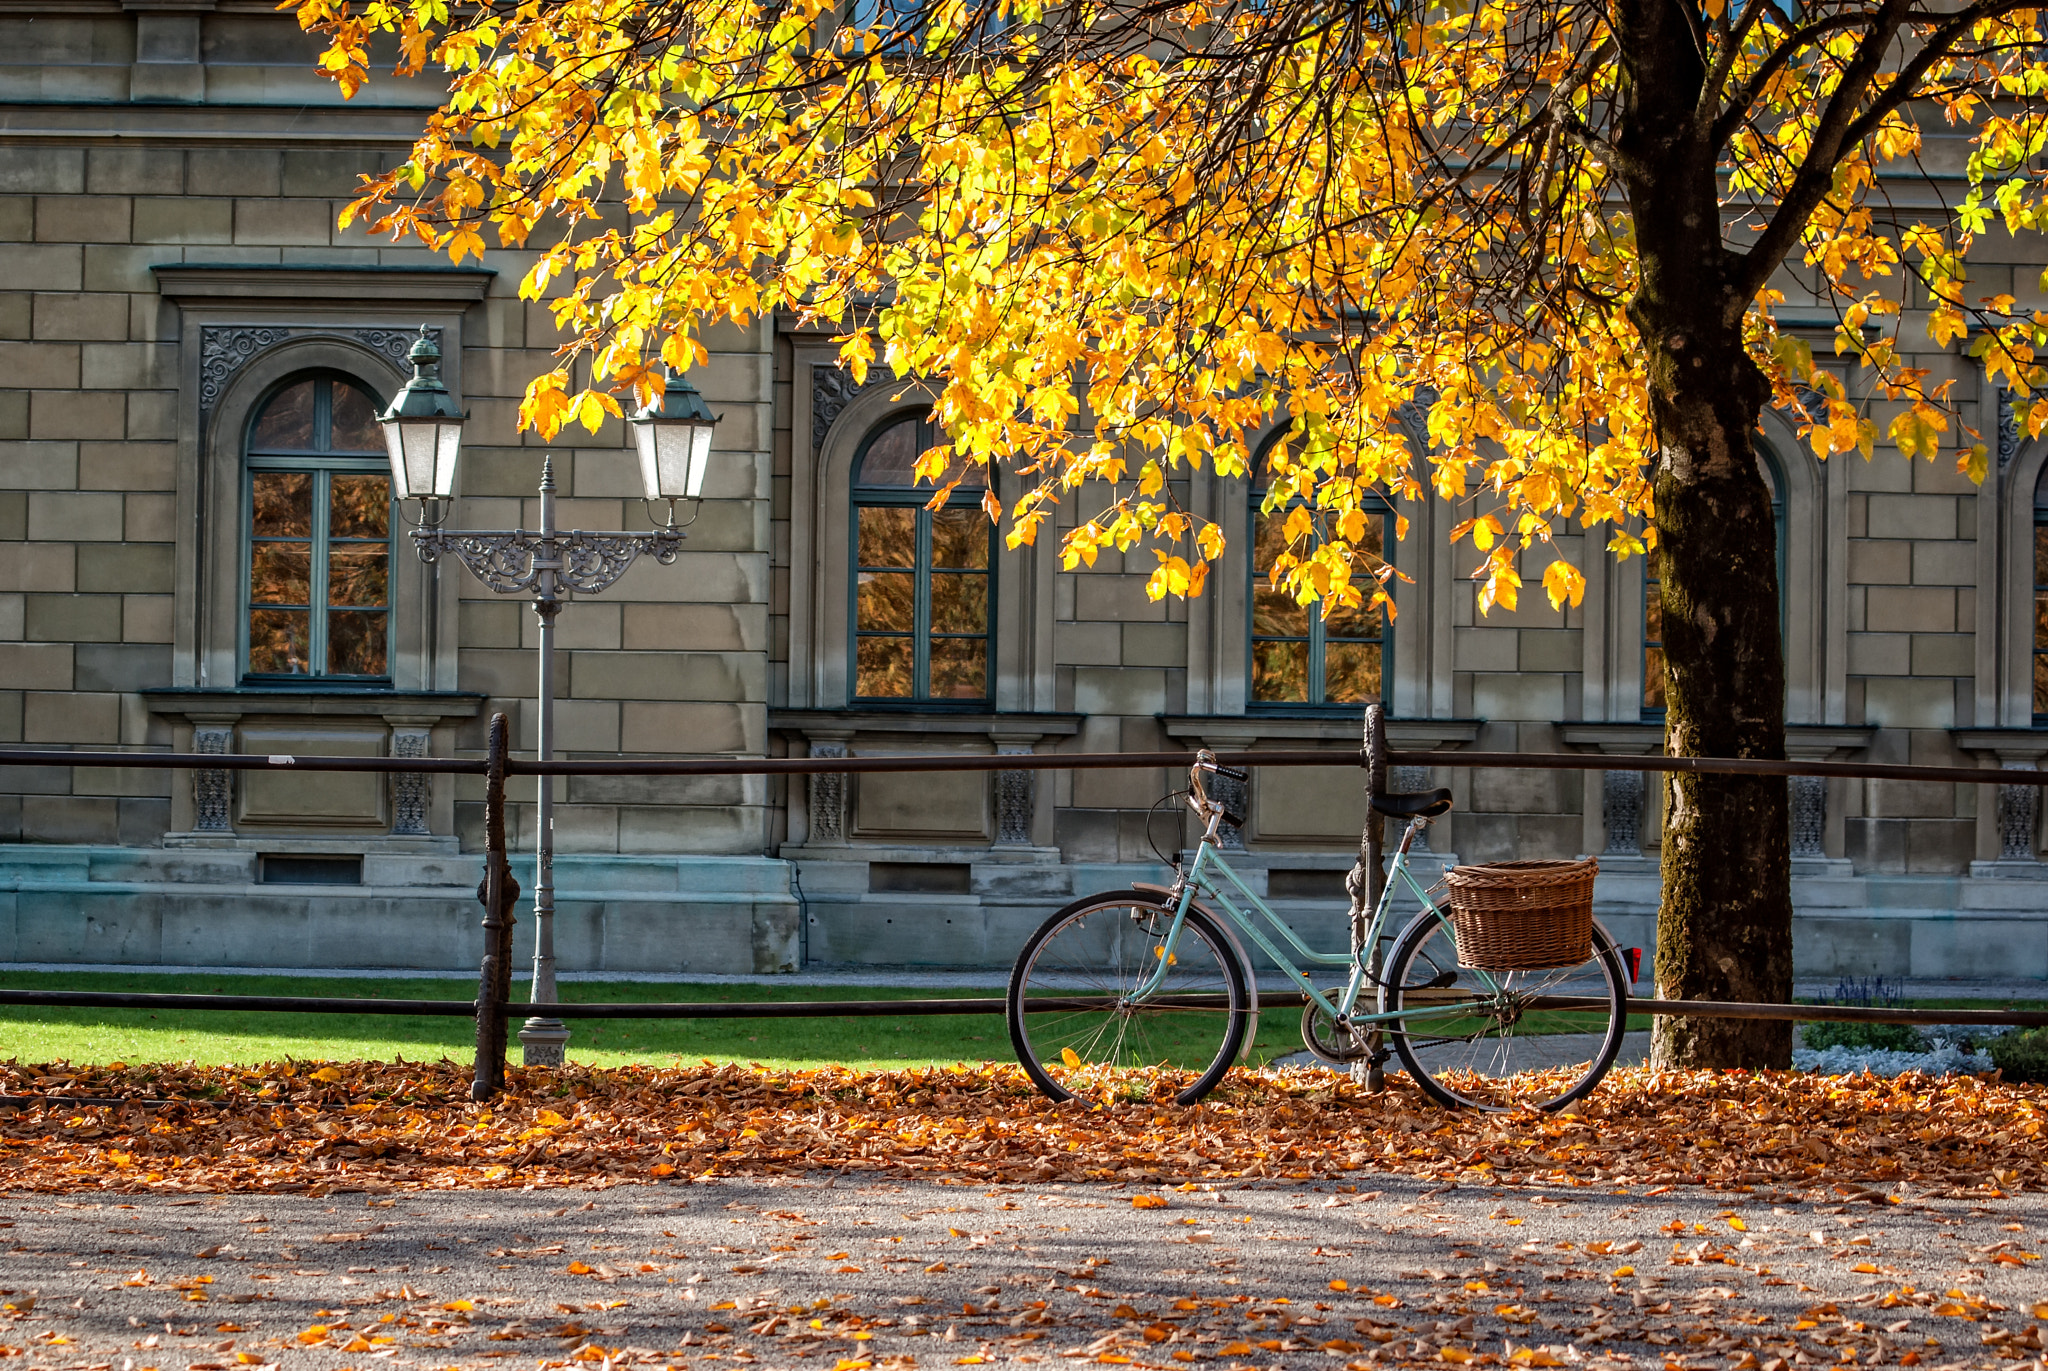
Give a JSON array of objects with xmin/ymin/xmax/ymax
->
[{"xmin": 378, "ymin": 327, "xmax": 720, "ymax": 1064}]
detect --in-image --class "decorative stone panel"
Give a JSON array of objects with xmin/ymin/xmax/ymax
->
[
  {"xmin": 807, "ymin": 739, "xmax": 850, "ymax": 845},
  {"xmin": 993, "ymin": 745, "xmax": 1036, "ymax": 847},
  {"xmin": 389, "ymin": 727, "xmax": 433, "ymax": 837},
  {"xmin": 192, "ymin": 724, "xmax": 234, "ymax": 834}
]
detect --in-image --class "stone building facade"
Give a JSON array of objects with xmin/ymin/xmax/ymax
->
[{"xmin": 2, "ymin": 0, "xmax": 2045, "ymax": 980}]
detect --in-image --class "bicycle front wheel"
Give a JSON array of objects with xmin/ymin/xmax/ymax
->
[
  {"xmin": 1007, "ymin": 892, "xmax": 1250, "ymax": 1105},
  {"xmin": 1380, "ymin": 909, "xmax": 1628, "ymax": 1111}
]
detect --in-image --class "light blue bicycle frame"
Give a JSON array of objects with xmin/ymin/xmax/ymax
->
[{"xmin": 1126, "ymin": 819, "xmax": 1503, "ymax": 1032}]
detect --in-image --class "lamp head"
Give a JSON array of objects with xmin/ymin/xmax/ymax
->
[
  {"xmin": 378, "ymin": 326, "xmax": 466, "ymax": 503},
  {"xmin": 628, "ymin": 366, "xmax": 720, "ymax": 509}
]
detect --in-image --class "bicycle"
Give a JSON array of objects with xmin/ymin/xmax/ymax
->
[{"xmin": 1005, "ymin": 751, "xmax": 1632, "ymax": 1111}]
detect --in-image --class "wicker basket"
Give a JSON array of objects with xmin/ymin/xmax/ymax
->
[{"xmin": 1443, "ymin": 858, "xmax": 1598, "ymax": 971}]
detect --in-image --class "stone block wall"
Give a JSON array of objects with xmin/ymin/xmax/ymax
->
[{"xmin": 1, "ymin": 7, "xmax": 2045, "ymax": 976}]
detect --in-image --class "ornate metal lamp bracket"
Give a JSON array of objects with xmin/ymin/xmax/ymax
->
[{"xmin": 413, "ymin": 528, "xmax": 684, "ymax": 597}]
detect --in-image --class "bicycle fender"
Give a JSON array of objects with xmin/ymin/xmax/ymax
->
[{"xmin": 1129, "ymin": 882, "xmax": 1261, "ymax": 1062}]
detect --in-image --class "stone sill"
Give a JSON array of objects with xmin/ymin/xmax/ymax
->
[
  {"xmin": 1161, "ymin": 715, "xmax": 1482, "ymax": 747},
  {"xmin": 783, "ymin": 844, "xmax": 1062, "ymax": 864},
  {"xmin": 160, "ymin": 833, "xmax": 460, "ymax": 854},
  {"xmin": 772, "ymin": 710, "xmax": 1083, "ymax": 740},
  {"xmin": 142, "ymin": 688, "xmax": 485, "ymax": 723}
]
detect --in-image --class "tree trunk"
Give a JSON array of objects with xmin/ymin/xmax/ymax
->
[
  {"xmin": 1615, "ymin": 0, "xmax": 1794, "ymax": 1069},
  {"xmin": 1642, "ymin": 347, "xmax": 1794, "ymax": 1070}
]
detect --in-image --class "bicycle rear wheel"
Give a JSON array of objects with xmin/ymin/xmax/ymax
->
[
  {"xmin": 1379, "ymin": 909, "xmax": 1627, "ymax": 1111},
  {"xmin": 1008, "ymin": 892, "xmax": 1250, "ymax": 1105}
]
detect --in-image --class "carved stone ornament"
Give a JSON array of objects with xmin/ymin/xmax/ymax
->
[
  {"xmin": 414, "ymin": 528, "xmax": 683, "ymax": 597},
  {"xmin": 812, "ymin": 363, "xmax": 899, "ymax": 452},
  {"xmin": 199, "ymin": 325, "xmax": 442, "ymax": 430},
  {"xmin": 807, "ymin": 740, "xmax": 850, "ymax": 845},
  {"xmin": 994, "ymin": 746, "xmax": 1036, "ymax": 846},
  {"xmin": 390, "ymin": 728, "xmax": 432, "ymax": 837},
  {"xmin": 1601, "ymin": 769, "xmax": 1643, "ymax": 856},
  {"xmin": 1789, "ymin": 774, "xmax": 1827, "ymax": 857},
  {"xmin": 1999, "ymin": 385, "xmax": 2022, "ymax": 470},
  {"xmin": 1998, "ymin": 763, "xmax": 2039, "ymax": 861},
  {"xmin": 193, "ymin": 725, "xmax": 234, "ymax": 833}
]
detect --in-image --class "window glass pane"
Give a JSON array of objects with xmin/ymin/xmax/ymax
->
[
  {"xmin": 857, "ymin": 506, "xmax": 916, "ymax": 567},
  {"xmin": 1643, "ymin": 646, "xmax": 1665, "ymax": 711},
  {"xmin": 855, "ymin": 417, "xmax": 923, "ymax": 486},
  {"xmin": 328, "ymin": 610, "xmax": 388, "ymax": 676},
  {"xmin": 1254, "ymin": 585, "xmax": 1310, "ymax": 638},
  {"xmin": 928, "ymin": 638, "xmax": 986, "ymax": 698},
  {"xmin": 2037, "ymin": 642, "xmax": 2048, "ymax": 719},
  {"xmin": 328, "ymin": 544, "xmax": 388, "ymax": 608},
  {"xmin": 856, "ymin": 636, "xmax": 914, "ymax": 697},
  {"xmin": 857, "ymin": 571, "xmax": 915, "ymax": 632},
  {"xmin": 250, "ymin": 381, "xmax": 317, "ymax": 451},
  {"xmin": 330, "ymin": 474, "xmax": 390, "ymax": 539},
  {"xmin": 248, "ymin": 608, "xmax": 312, "ymax": 675},
  {"xmin": 249, "ymin": 543, "xmax": 311, "ymax": 605},
  {"xmin": 1324, "ymin": 641, "xmax": 1381, "ymax": 705},
  {"xmin": 930, "ymin": 571, "xmax": 986, "ymax": 633},
  {"xmin": 931, "ymin": 508, "xmax": 987, "ymax": 568},
  {"xmin": 329, "ymin": 383, "xmax": 385, "ymax": 453},
  {"xmin": 1252, "ymin": 639, "xmax": 1309, "ymax": 702},
  {"xmin": 252, "ymin": 472, "xmax": 312, "ymax": 537},
  {"xmin": 1322, "ymin": 593, "xmax": 1379, "ymax": 642},
  {"xmin": 1252, "ymin": 508, "xmax": 1310, "ymax": 636}
]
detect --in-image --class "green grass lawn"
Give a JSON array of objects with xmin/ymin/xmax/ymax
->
[{"xmin": 0, "ymin": 971, "xmax": 1308, "ymax": 1072}]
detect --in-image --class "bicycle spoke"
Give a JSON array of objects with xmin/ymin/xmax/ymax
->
[
  {"xmin": 1383, "ymin": 914, "xmax": 1627, "ymax": 1112},
  {"xmin": 1009, "ymin": 897, "xmax": 1248, "ymax": 1103}
]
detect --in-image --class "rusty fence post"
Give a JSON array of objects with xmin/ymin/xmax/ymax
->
[{"xmin": 472, "ymin": 712, "xmax": 520, "ymax": 1102}]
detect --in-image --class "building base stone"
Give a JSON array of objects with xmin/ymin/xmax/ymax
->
[{"xmin": 0, "ymin": 845, "xmax": 798, "ymax": 975}]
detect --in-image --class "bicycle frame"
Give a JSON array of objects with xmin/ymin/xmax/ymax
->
[{"xmin": 1130, "ymin": 813, "xmax": 1504, "ymax": 1033}]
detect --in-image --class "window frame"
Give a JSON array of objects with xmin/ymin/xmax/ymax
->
[
  {"xmin": 848, "ymin": 410, "xmax": 996, "ymax": 707},
  {"xmin": 1246, "ymin": 483, "xmax": 1395, "ymax": 713},
  {"xmin": 239, "ymin": 372, "xmax": 395, "ymax": 687}
]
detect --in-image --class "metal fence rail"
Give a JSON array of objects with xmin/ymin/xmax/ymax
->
[{"xmin": 5, "ymin": 711, "xmax": 2048, "ymax": 1101}]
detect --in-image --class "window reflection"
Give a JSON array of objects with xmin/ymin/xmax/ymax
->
[
  {"xmin": 1250, "ymin": 489, "xmax": 1388, "ymax": 708},
  {"xmin": 244, "ymin": 374, "xmax": 392, "ymax": 681},
  {"xmin": 851, "ymin": 412, "xmax": 993, "ymax": 702}
]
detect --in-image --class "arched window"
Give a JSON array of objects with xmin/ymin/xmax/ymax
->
[
  {"xmin": 850, "ymin": 411, "xmax": 993, "ymax": 702},
  {"xmin": 242, "ymin": 373, "xmax": 392, "ymax": 681},
  {"xmin": 1249, "ymin": 475, "xmax": 1391, "ymax": 708},
  {"xmin": 1642, "ymin": 446, "xmax": 1786, "ymax": 717}
]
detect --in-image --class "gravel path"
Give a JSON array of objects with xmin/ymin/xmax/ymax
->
[{"xmin": 0, "ymin": 1176, "xmax": 2039, "ymax": 1369}]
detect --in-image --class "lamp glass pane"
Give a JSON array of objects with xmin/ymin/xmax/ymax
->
[
  {"xmin": 382, "ymin": 423, "xmax": 414, "ymax": 500},
  {"xmin": 686, "ymin": 423, "xmax": 713, "ymax": 497},
  {"xmin": 632, "ymin": 422, "xmax": 663, "ymax": 503},
  {"xmin": 402, "ymin": 423, "xmax": 439, "ymax": 500},
  {"xmin": 433, "ymin": 420, "xmax": 463, "ymax": 499}
]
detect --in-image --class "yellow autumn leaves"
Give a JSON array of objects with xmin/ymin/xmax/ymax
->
[{"xmin": 293, "ymin": 0, "xmax": 2048, "ymax": 617}]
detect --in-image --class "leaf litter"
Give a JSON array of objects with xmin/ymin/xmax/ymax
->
[{"xmin": 0, "ymin": 1060, "xmax": 2040, "ymax": 1198}]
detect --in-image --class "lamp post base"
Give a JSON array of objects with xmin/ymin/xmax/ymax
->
[{"xmin": 518, "ymin": 1018, "xmax": 571, "ymax": 1066}]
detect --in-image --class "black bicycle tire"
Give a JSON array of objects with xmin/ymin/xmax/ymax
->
[
  {"xmin": 1007, "ymin": 891, "xmax": 1251, "ymax": 1105},
  {"xmin": 1379, "ymin": 909, "xmax": 1627, "ymax": 1112}
]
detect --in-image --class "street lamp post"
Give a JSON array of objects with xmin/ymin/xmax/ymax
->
[{"xmin": 379, "ymin": 328, "xmax": 720, "ymax": 1065}]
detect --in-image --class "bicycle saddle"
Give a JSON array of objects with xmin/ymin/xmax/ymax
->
[{"xmin": 1370, "ymin": 787, "xmax": 1453, "ymax": 818}]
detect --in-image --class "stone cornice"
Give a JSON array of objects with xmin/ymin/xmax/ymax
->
[{"xmin": 153, "ymin": 265, "xmax": 495, "ymax": 304}]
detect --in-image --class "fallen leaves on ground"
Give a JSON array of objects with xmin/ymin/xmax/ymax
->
[{"xmin": 0, "ymin": 1060, "xmax": 2039, "ymax": 1195}]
